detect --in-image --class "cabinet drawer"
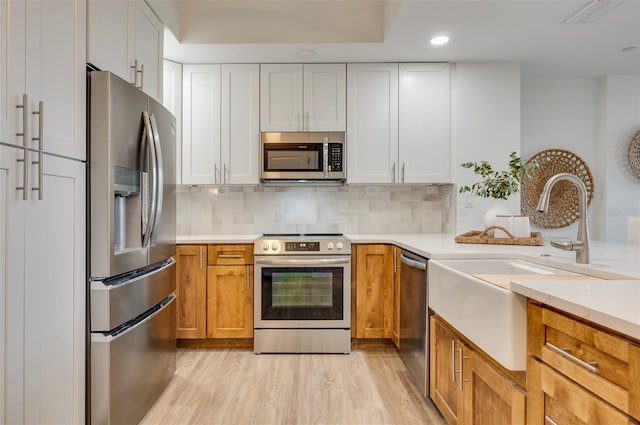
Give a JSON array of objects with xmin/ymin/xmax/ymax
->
[
  {"xmin": 208, "ymin": 244, "xmax": 253, "ymax": 265},
  {"xmin": 528, "ymin": 303, "xmax": 640, "ymax": 420},
  {"xmin": 528, "ymin": 358, "xmax": 637, "ymax": 425}
]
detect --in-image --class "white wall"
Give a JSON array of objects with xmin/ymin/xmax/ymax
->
[
  {"xmin": 453, "ymin": 62, "xmax": 521, "ymax": 233},
  {"xmin": 521, "ymin": 75, "xmax": 640, "ymax": 243}
]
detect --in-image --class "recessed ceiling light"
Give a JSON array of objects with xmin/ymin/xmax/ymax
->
[
  {"xmin": 295, "ymin": 49, "xmax": 316, "ymax": 58},
  {"xmin": 430, "ymin": 36, "xmax": 450, "ymax": 46}
]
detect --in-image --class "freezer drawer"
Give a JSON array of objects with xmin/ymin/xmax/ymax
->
[
  {"xmin": 91, "ymin": 295, "xmax": 176, "ymax": 425},
  {"xmin": 91, "ymin": 258, "xmax": 175, "ymax": 332}
]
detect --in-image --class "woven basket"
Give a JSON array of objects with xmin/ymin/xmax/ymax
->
[
  {"xmin": 628, "ymin": 130, "xmax": 640, "ymax": 179},
  {"xmin": 455, "ymin": 226, "xmax": 543, "ymax": 246},
  {"xmin": 521, "ymin": 149, "xmax": 594, "ymax": 229}
]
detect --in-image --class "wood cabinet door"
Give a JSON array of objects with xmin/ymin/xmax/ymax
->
[
  {"xmin": 346, "ymin": 63, "xmax": 399, "ymax": 183},
  {"xmin": 399, "ymin": 63, "xmax": 451, "ymax": 184},
  {"xmin": 260, "ymin": 64, "xmax": 303, "ymax": 131},
  {"xmin": 304, "ymin": 63, "xmax": 346, "ymax": 131},
  {"xmin": 463, "ymin": 350, "xmax": 525, "ymax": 425},
  {"xmin": 221, "ymin": 64, "xmax": 260, "ymax": 185},
  {"xmin": 176, "ymin": 245, "xmax": 207, "ymax": 339},
  {"xmin": 430, "ymin": 316, "xmax": 463, "ymax": 425},
  {"xmin": 182, "ymin": 64, "xmax": 221, "ymax": 184},
  {"xmin": 207, "ymin": 265, "xmax": 253, "ymax": 338},
  {"xmin": 355, "ymin": 244, "xmax": 394, "ymax": 338}
]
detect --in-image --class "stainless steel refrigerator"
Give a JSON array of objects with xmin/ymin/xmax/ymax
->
[{"xmin": 88, "ymin": 71, "xmax": 177, "ymax": 425}]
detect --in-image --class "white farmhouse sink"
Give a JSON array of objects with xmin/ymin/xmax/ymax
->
[{"xmin": 428, "ymin": 259, "xmax": 595, "ymax": 371}]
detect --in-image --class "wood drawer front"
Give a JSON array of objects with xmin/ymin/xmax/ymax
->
[
  {"xmin": 529, "ymin": 303, "xmax": 640, "ymax": 420},
  {"xmin": 208, "ymin": 244, "xmax": 253, "ymax": 265},
  {"xmin": 537, "ymin": 360, "xmax": 636, "ymax": 425}
]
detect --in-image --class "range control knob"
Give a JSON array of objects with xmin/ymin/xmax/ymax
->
[
  {"xmin": 327, "ymin": 242, "xmax": 335, "ymax": 250},
  {"xmin": 271, "ymin": 241, "xmax": 279, "ymax": 251},
  {"xmin": 262, "ymin": 241, "xmax": 270, "ymax": 251},
  {"xmin": 336, "ymin": 242, "xmax": 344, "ymax": 250}
]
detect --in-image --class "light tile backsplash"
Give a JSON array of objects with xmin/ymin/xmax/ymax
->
[{"xmin": 177, "ymin": 184, "xmax": 455, "ymax": 235}]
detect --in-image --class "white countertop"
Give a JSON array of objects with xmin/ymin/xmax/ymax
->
[{"xmin": 177, "ymin": 232, "xmax": 640, "ymax": 339}]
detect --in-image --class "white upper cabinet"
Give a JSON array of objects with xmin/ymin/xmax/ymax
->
[
  {"xmin": 347, "ymin": 63, "xmax": 399, "ymax": 184},
  {"xmin": 399, "ymin": 63, "xmax": 451, "ymax": 183},
  {"xmin": 163, "ymin": 60, "xmax": 182, "ymax": 184},
  {"xmin": 260, "ymin": 63, "xmax": 346, "ymax": 132},
  {"xmin": 221, "ymin": 64, "xmax": 260, "ymax": 185},
  {"xmin": 182, "ymin": 65, "xmax": 222, "ymax": 185},
  {"xmin": 87, "ymin": 0, "xmax": 163, "ymax": 101},
  {"xmin": 1, "ymin": 0, "xmax": 86, "ymax": 161}
]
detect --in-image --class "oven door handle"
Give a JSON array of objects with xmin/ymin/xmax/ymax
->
[{"xmin": 255, "ymin": 258, "xmax": 350, "ymax": 266}]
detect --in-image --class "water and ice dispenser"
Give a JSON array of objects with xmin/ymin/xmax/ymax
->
[{"xmin": 113, "ymin": 166, "xmax": 141, "ymax": 252}]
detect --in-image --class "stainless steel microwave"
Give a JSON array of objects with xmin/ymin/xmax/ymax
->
[{"xmin": 260, "ymin": 132, "xmax": 346, "ymax": 183}]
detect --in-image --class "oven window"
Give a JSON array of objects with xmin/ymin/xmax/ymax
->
[{"xmin": 261, "ymin": 267, "xmax": 343, "ymax": 320}]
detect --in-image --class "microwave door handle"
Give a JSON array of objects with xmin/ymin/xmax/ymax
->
[
  {"xmin": 141, "ymin": 111, "xmax": 157, "ymax": 248},
  {"xmin": 323, "ymin": 138, "xmax": 329, "ymax": 178},
  {"xmin": 149, "ymin": 113, "xmax": 164, "ymax": 245}
]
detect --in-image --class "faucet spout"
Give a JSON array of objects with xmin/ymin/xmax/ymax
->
[{"xmin": 536, "ymin": 172, "xmax": 590, "ymax": 264}]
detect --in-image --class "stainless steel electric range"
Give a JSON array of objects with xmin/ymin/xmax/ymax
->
[{"xmin": 253, "ymin": 233, "xmax": 351, "ymax": 354}]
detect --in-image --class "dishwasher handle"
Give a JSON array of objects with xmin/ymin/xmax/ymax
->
[{"xmin": 400, "ymin": 254, "xmax": 427, "ymax": 271}]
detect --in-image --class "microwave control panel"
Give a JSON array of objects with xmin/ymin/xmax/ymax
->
[{"xmin": 329, "ymin": 143, "xmax": 343, "ymax": 172}]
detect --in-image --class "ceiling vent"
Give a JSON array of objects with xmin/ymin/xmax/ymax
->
[{"xmin": 563, "ymin": 0, "xmax": 624, "ymax": 23}]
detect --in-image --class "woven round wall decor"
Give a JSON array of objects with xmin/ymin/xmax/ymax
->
[
  {"xmin": 628, "ymin": 130, "xmax": 640, "ymax": 179},
  {"xmin": 521, "ymin": 148, "xmax": 594, "ymax": 229}
]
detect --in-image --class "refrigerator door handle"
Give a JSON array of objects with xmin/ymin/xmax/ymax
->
[
  {"xmin": 149, "ymin": 113, "xmax": 164, "ymax": 245},
  {"xmin": 141, "ymin": 111, "xmax": 157, "ymax": 248}
]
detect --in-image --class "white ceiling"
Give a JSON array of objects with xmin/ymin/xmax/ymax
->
[{"xmin": 154, "ymin": 0, "xmax": 640, "ymax": 77}]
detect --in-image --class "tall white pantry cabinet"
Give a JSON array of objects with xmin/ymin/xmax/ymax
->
[{"xmin": 0, "ymin": 0, "xmax": 86, "ymax": 423}]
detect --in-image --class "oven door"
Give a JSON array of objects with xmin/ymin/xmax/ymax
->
[{"xmin": 254, "ymin": 256, "xmax": 350, "ymax": 329}]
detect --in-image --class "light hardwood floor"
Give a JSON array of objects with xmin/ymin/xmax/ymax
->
[{"xmin": 140, "ymin": 346, "xmax": 446, "ymax": 425}]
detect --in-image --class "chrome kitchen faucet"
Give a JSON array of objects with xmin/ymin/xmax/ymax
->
[{"xmin": 536, "ymin": 172, "xmax": 590, "ymax": 264}]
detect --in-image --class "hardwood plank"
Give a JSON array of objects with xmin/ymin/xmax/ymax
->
[{"xmin": 140, "ymin": 347, "xmax": 446, "ymax": 425}]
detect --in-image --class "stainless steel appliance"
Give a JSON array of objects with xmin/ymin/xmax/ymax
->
[
  {"xmin": 254, "ymin": 234, "xmax": 351, "ymax": 353},
  {"xmin": 88, "ymin": 71, "xmax": 177, "ymax": 425},
  {"xmin": 399, "ymin": 250, "xmax": 429, "ymax": 397},
  {"xmin": 260, "ymin": 132, "xmax": 346, "ymax": 183}
]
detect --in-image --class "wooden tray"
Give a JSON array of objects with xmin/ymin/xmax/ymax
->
[{"xmin": 455, "ymin": 226, "xmax": 543, "ymax": 246}]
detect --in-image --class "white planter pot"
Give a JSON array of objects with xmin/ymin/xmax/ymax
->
[{"xmin": 484, "ymin": 199, "xmax": 512, "ymax": 236}]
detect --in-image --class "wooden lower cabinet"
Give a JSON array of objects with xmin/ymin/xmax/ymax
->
[
  {"xmin": 206, "ymin": 265, "xmax": 254, "ymax": 338},
  {"xmin": 430, "ymin": 315, "xmax": 525, "ymax": 425},
  {"xmin": 176, "ymin": 245, "xmax": 207, "ymax": 338},
  {"xmin": 355, "ymin": 244, "xmax": 394, "ymax": 338}
]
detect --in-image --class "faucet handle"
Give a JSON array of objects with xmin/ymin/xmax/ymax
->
[{"xmin": 550, "ymin": 240, "xmax": 584, "ymax": 252}]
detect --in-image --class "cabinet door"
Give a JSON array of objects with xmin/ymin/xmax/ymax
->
[
  {"xmin": 182, "ymin": 65, "xmax": 221, "ymax": 184},
  {"xmin": 176, "ymin": 245, "xmax": 207, "ymax": 339},
  {"xmin": 163, "ymin": 60, "xmax": 182, "ymax": 184},
  {"xmin": 207, "ymin": 265, "xmax": 253, "ymax": 338},
  {"xmin": 23, "ymin": 153, "xmax": 85, "ymax": 424},
  {"xmin": 399, "ymin": 63, "xmax": 450, "ymax": 183},
  {"xmin": 304, "ymin": 63, "xmax": 346, "ymax": 131},
  {"xmin": 0, "ymin": 145, "xmax": 26, "ymax": 424},
  {"xmin": 463, "ymin": 350, "xmax": 525, "ymax": 425},
  {"xmin": 25, "ymin": 0, "xmax": 86, "ymax": 160},
  {"xmin": 0, "ymin": 0, "xmax": 26, "ymax": 145},
  {"xmin": 430, "ymin": 316, "xmax": 464, "ymax": 425},
  {"xmin": 346, "ymin": 63, "xmax": 399, "ymax": 183},
  {"xmin": 87, "ymin": 0, "xmax": 132, "ymax": 83},
  {"xmin": 131, "ymin": 0, "xmax": 163, "ymax": 101},
  {"xmin": 355, "ymin": 244, "xmax": 394, "ymax": 338},
  {"xmin": 221, "ymin": 64, "xmax": 259, "ymax": 185},
  {"xmin": 260, "ymin": 64, "xmax": 303, "ymax": 131}
]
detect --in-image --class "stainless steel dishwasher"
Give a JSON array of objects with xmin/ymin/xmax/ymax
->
[{"xmin": 399, "ymin": 250, "xmax": 428, "ymax": 397}]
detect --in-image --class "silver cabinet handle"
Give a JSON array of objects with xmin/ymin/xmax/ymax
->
[
  {"xmin": 391, "ymin": 162, "xmax": 396, "ymax": 183},
  {"xmin": 199, "ymin": 246, "xmax": 203, "ymax": 270},
  {"xmin": 16, "ymin": 147, "xmax": 29, "ymax": 200},
  {"xmin": 32, "ymin": 100, "xmax": 43, "ymax": 151},
  {"xmin": 224, "ymin": 163, "xmax": 228, "ymax": 184},
  {"xmin": 16, "ymin": 94, "xmax": 28, "ymax": 147},
  {"xmin": 545, "ymin": 416, "xmax": 559, "ymax": 425},
  {"xmin": 214, "ymin": 163, "xmax": 218, "ymax": 184},
  {"xmin": 545, "ymin": 342, "xmax": 598, "ymax": 373},
  {"xmin": 451, "ymin": 340, "xmax": 456, "ymax": 382},
  {"xmin": 31, "ymin": 150, "xmax": 43, "ymax": 200},
  {"xmin": 139, "ymin": 63, "xmax": 144, "ymax": 91},
  {"xmin": 131, "ymin": 59, "xmax": 139, "ymax": 87},
  {"xmin": 401, "ymin": 162, "xmax": 405, "ymax": 183}
]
